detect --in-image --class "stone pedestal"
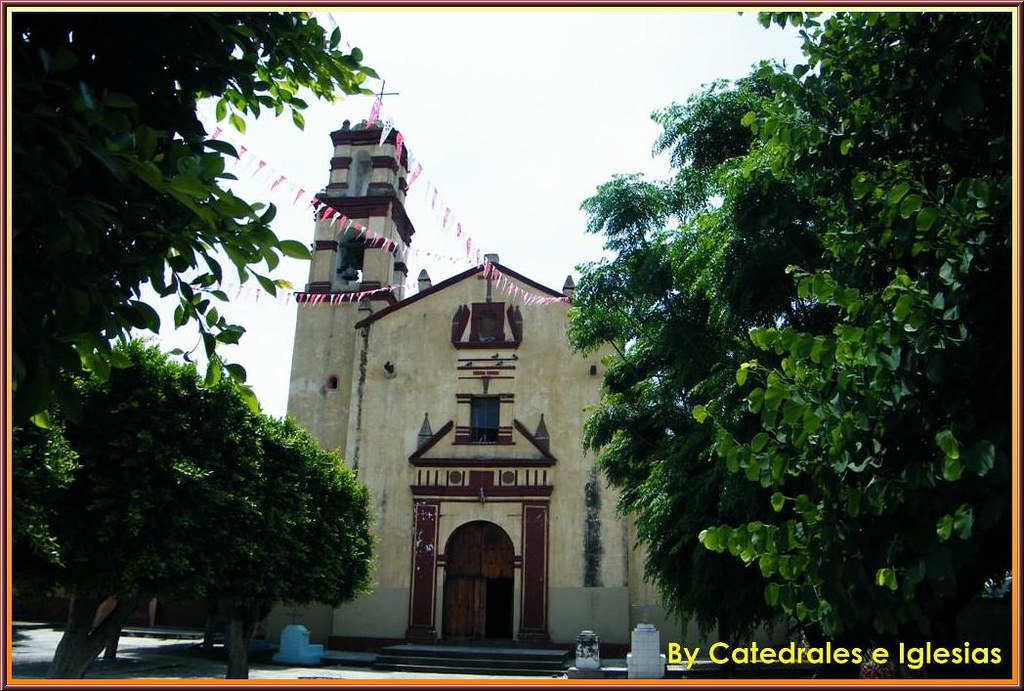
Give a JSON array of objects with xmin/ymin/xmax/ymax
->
[
  {"xmin": 626, "ymin": 624, "xmax": 666, "ymax": 679},
  {"xmin": 272, "ymin": 624, "xmax": 324, "ymax": 665},
  {"xmin": 575, "ymin": 630, "xmax": 601, "ymax": 671}
]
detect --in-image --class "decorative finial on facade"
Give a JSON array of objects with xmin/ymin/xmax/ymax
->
[
  {"xmin": 562, "ymin": 275, "xmax": 576, "ymax": 299},
  {"xmin": 534, "ymin": 414, "xmax": 550, "ymax": 452},
  {"xmin": 417, "ymin": 413, "xmax": 433, "ymax": 447}
]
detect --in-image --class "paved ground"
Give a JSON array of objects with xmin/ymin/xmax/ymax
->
[{"xmin": 10, "ymin": 624, "xmax": 568, "ymax": 681}]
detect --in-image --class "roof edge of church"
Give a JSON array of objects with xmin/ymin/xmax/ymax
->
[{"xmin": 353, "ymin": 262, "xmax": 566, "ymax": 329}]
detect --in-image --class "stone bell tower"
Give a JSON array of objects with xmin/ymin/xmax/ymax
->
[{"xmin": 286, "ymin": 120, "xmax": 416, "ymax": 457}]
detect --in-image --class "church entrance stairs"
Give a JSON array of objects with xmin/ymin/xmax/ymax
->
[{"xmin": 373, "ymin": 643, "xmax": 569, "ymax": 676}]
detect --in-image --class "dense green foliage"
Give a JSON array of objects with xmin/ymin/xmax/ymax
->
[
  {"xmin": 569, "ymin": 76, "xmax": 799, "ymax": 644},
  {"xmin": 570, "ymin": 11, "xmax": 1011, "ymax": 659},
  {"xmin": 11, "ymin": 12, "xmax": 377, "ymax": 425},
  {"xmin": 13, "ymin": 342, "xmax": 373, "ymax": 677}
]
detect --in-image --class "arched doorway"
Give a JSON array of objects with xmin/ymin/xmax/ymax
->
[{"xmin": 442, "ymin": 521, "xmax": 514, "ymax": 640}]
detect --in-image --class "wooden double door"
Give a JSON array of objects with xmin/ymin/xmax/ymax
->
[{"xmin": 442, "ymin": 521, "xmax": 515, "ymax": 640}]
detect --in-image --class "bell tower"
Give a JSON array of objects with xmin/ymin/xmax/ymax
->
[
  {"xmin": 306, "ymin": 120, "xmax": 414, "ymax": 298},
  {"xmin": 286, "ymin": 120, "xmax": 416, "ymax": 457}
]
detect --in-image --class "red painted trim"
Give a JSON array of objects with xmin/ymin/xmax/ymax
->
[
  {"xmin": 331, "ymin": 128, "xmax": 391, "ymax": 146},
  {"xmin": 469, "ymin": 470, "xmax": 494, "ymax": 489},
  {"xmin": 408, "ymin": 501, "xmax": 439, "ymax": 631},
  {"xmin": 468, "ymin": 302, "xmax": 506, "ymax": 343},
  {"xmin": 409, "ymin": 458, "xmax": 556, "ymax": 468},
  {"xmin": 490, "ymin": 264, "xmax": 566, "ymax": 298},
  {"xmin": 428, "ymin": 497, "xmax": 540, "ymax": 505},
  {"xmin": 410, "ymin": 485, "xmax": 553, "ymax": 498},
  {"xmin": 513, "ymin": 419, "xmax": 556, "ymax": 462},
  {"xmin": 409, "ymin": 420, "xmax": 454, "ymax": 461},
  {"xmin": 508, "ymin": 304, "xmax": 523, "ymax": 343},
  {"xmin": 371, "ymin": 155, "xmax": 400, "ymax": 173},
  {"xmin": 367, "ymin": 182, "xmax": 397, "ymax": 196},
  {"xmin": 452, "ymin": 422, "xmax": 513, "ymax": 446},
  {"xmin": 315, "ymin": 194, "xmax": 416, "ymax": 247},
  {"xmin": 410, "ymin": 418, "xmax": 556, "ymax": 466},
  {"xmin": 520, "ymin": 504, "xmax": 549, "ymax": 636},
  {"xmin": 457, "ymin": 355, "xmax": 519, "ymax": 365},
  {"xmin": 330, "ymin": 127, "xmax": 409, "ymax": 168},
  {"xmin": 318, "ymin": 195, "xmax": 391, "ymax": 218},
  {"xmin": 389, "ymin": 197, "xmax": 416, "ymax": 246},
  {"xmin": 354, "ymin": 262, "xmax": 563, "ymax": 329},
  {"xmin": 454, "ymin": 341, "xmax": 521, "ymax": 350}
]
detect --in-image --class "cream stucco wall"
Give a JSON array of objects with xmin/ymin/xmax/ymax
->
[
  {"xmin": 281, "ymin": 126, "xmax": 698, "ymax": 651},
  {"xmin": 287, "ymin": 257, "xmax": 655, "ymax": 645},
  {"xmin": 353, "ymin": 277, "xmax": 611, "ymax": 556}
]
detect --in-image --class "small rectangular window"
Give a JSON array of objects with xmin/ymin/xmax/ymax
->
[{"xmin": 470, "ymin": 397, "xmax": 500, "ymax": 443}]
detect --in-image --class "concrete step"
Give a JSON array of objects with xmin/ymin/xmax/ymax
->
[
  {"xmin": 373, "ymin": 644, "xmax": 569, "ymax": 676},
  {"xmin": 374, "ymin": 662, "xmax": 565, "ymax": 677},
  {"xmin": 376, "ymin": 655, "xmax": 565, "ymax": 671}
]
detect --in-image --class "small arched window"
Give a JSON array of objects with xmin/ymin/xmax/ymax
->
[
  {"xmin": 347, "ymin": 151, "xmax": 372, "ymax": 197},
  {"xmin": 326, "ymin": 374, "xmax": 340, "ymax": 392}
]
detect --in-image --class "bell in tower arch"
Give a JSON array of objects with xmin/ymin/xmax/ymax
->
[
  {"xmin": 314, "ymin": 124, "xmax": 417, "ymax": 299},
  {"xmin": 335, "ymin": 227, "xmax": 366, "ymax": 287}
]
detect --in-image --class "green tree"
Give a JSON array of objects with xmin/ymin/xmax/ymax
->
[
  {"xmin": 206, "ymin": 415, "xmax": 373, "ymax": 679},
  {"xmin": 11, "ymin": 12, "xmax": 377, "ymax": 425},
  {"xmin": 698, "ymin": 12, "xmax": 1012, "ymax": 659},
  {"xmin": 568, "ymin": 76, "xmax": 820, "ymax": 645},
  {"xmin": 571, "ymin": 11, "xmax": 1011, "ymax": 672},
  {"xmin": 13, "ymin": 342, "xmax": 373, "ymax": 679}
]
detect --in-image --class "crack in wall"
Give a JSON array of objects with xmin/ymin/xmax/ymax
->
[
  {"xmin": 351, "ymin": 325, "xmax": 370, "ymax": 470},
  {"xmin": 377, "ymin": 488, "xmax": 388, "ymax": 533},
  {"xmin": 622, "ymin": 516, "xmax": 631, "ymax": 587},
  {"xmin": 583, "ymin": 465, "xmax": 603, "ymax": 587}
]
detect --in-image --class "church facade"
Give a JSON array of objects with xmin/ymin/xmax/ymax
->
[{"xmin": 270, "ymin": 122, "xmax": 684, "ymax": 650}]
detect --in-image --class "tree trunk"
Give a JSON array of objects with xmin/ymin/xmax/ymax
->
[
  {"xmin": 102, "ymin": 626, "xmax": 122, "ymax": 662},
  {"xmin": 202, "ymin": 601, "xmax": 219, "ymax": 653},
  {"xmin": 47, "ymin": 596, "xmax": 135, "ymax": 678},
  {"xmin": 224, "ymin": 604, "xmax": 261, "ymax": 679},
  {"xmin": 718, "ymin": 619, "xmax": 735, "ymax": 678}
]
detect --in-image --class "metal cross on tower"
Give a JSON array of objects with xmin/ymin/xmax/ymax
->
[{"xmin": 375, "ymin": 79, "xmax": 400, "ymax": 104}]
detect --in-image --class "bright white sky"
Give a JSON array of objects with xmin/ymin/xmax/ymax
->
[{"xmin": 147, "ymin": 9, "xmax": 807, "ymax": 418}]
